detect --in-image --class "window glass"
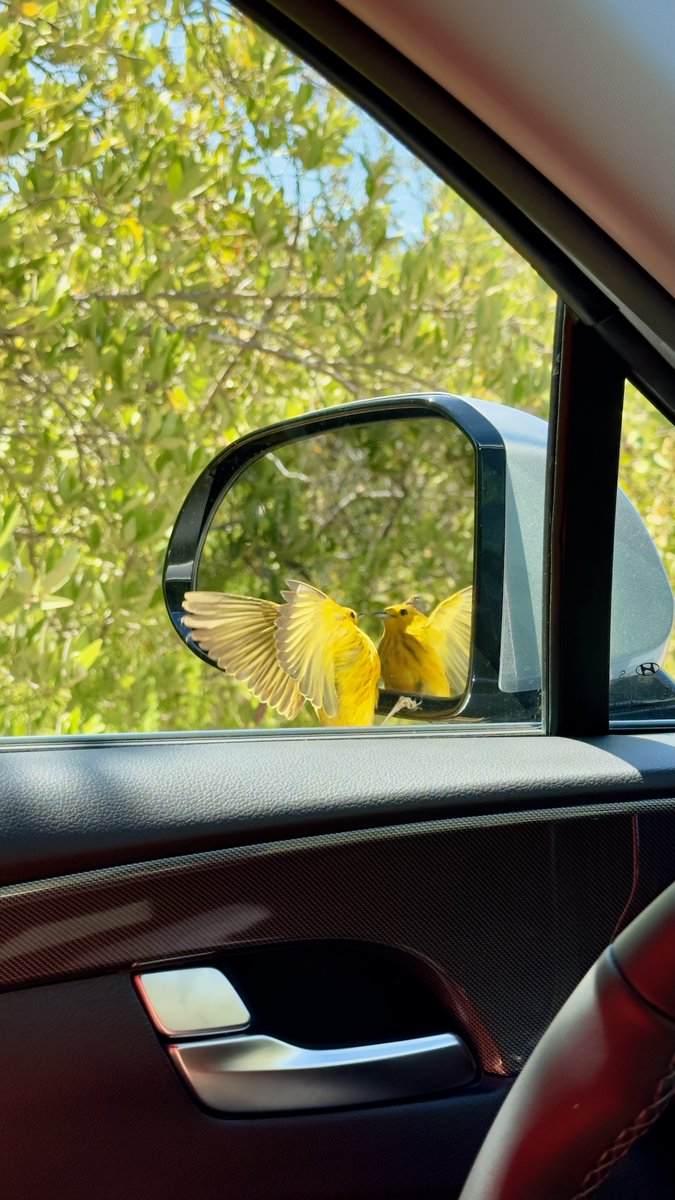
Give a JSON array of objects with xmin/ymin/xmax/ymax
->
[
  {"xmin": 0, "ymin": 1, "xmax": 555, "ymax": 735},
  {"xmin": 610, "ymin": 383, "xmax": 675, "ymax": 724}
]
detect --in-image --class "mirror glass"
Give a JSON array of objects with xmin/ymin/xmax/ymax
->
[{"xmin": 194, "ymin": 416, "xmax": 475, "ymax": 722}]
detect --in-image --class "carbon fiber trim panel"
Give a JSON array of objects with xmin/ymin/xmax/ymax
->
[{"xmin": 4, "ymin": 800, "xmax": 675, "ymax": 1073}]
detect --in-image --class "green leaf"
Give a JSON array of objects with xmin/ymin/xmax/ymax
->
[
  {"xmin": 265, "ymin": 266, "xmax": 287, "ymax": 298},
  {"xmin": 40, "ymin": 595, "xmax": 74, "ymax": 610},
  {"xmin": 0, "ymin": 501, "xmax": 21, "ymax": 551},
  {"xmin": 41, "ymin": 546, "xmax": 79, "ymax": 594},
  {"xmin": 0, "ymin": 591, "xmax": 23, "ymax": 621},
  {"xmin": 73, "ymin": 638, "xmax": 103, "ymax": 670},
  {"xmin": 143, "ymin": 268, "xmax": 170, "ymax": 300},
  {"xmin": 167, "ymin": 157, "xmax": 183, "ymax": 196},
  {"xmin": 14, "ymin": 567, "xmax": 34, "ymax": 596},
  {"xmin": 122, "ymin": 515, "xmax": 138, "ymax": 544}
]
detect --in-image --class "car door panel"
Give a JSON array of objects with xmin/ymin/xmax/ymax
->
[
  {"xmin": 2, "ymin": 736, "xmax": 675, "ymax": 1196},
  {"xmin": 0, "ymin": 974, "xmax": 670, "ymax": 1200},
  {"xmin": 3, "ymin": 732, "xmax": 675, "ymax": 883},
  {"xmin": 0, "ymin": 803, "xmax": 636, "ymax": 1067},
  {"xmin": 0, "ymin": 970, "xmax": 511, "ymax": 1200}
]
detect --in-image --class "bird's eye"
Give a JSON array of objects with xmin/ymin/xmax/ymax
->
[
  {"xmin": 350, "ymin": 611, "xmax": 356, "ymax": 620},
  {"xmin": 400, "ymin": 607, "xmax": 408, "ymax": 616}
]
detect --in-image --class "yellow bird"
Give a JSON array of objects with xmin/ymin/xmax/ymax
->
[
  {"xmin": 182, "ymin": 580, "xmax": 380, "ymax": 726},
  {"xmin": 377, "ymin": 587, "xmax": 473, "ymax": 697}
]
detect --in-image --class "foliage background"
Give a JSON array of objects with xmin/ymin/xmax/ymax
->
[{"xmin": 0, "ymin": 0, "xmax": 573, "ymax": 733}]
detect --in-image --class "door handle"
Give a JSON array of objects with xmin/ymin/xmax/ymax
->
[{"xmin": 170, "ymin": 1031, "xmax": 476, "ymax": 1113}]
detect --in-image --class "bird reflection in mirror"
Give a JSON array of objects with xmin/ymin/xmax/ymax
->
[
  {"xmin": 376, "ymin": 587, "xmax": 472, "ymax": 697},
  {"xmin": 182, "ymin": 580, "xmax": 380, "ymax": 726}
]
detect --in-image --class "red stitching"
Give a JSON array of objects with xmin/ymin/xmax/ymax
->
[{"xmin": 571, "ymin": 1051, "xmax": 675, "ymax": 1199}]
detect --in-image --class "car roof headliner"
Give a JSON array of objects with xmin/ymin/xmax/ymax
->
[{"xmin": 338, "ymin": 0, "xmax": 675, "ymax": 302}]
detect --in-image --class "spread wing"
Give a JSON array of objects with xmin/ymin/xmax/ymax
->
[
  {"xmin": 427, "ymin": 586, "xmax": 473, "ymax": 695},
  {"xmin": 275, "ymin": 580, "xmax": 354, "ymax": 719},
  {"xmin": 182, "ymin": 591, "xmax": 304, "ymax": 719}
]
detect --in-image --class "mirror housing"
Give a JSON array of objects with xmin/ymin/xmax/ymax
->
[{"xmin": 164, "ymin": 393, "xmax": 675, "ymax": 723}]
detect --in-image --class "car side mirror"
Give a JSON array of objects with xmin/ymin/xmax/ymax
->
[{"xmin": 163, "ymin": 392, "xmax": 674, "ymax": 724}]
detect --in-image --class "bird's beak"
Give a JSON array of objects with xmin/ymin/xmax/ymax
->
[{"xmin": 372, "ymin": 611, "xmax": 390, "ymax": 619}]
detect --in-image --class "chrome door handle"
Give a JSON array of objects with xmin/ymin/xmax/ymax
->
[{"xmin": 170, "ymin": 1031, "xmax": 476, "ymax": 1113}]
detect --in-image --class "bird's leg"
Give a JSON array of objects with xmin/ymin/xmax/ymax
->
[{"xmin": 380, "ymin": 694, "xmax": 422, "ymax": 725}]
